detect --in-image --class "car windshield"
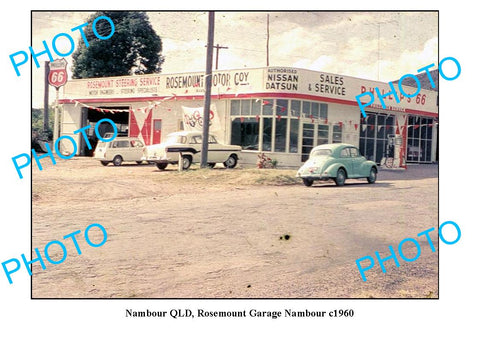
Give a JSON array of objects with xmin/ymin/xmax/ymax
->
[
  {"xmin": 311, "ymin": 149, "xmax": 332, "ymax": 157},
  {"xmin": 165, "ymin": 135, "xmax": 187, "ymax": 144}
]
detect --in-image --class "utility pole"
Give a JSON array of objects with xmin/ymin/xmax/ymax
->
[
  {"xmin": 266, "ymin": 13, "xmax": 270, "ymax": 67},
  {"xmin": 213, "ymin": 44, "xmax": 228, "ymax": 70},
  {"xmin": 201, "ymin": 11, "xmax": 215, "ymax": 168},
  {"xmin": 206, "ymin": 43, "xmax": 228, "ymax": 70}
]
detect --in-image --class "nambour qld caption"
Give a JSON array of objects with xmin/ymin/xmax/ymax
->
[{"xmin": 125, "ymin": 308, "xmax": 354, "ymax": 319}]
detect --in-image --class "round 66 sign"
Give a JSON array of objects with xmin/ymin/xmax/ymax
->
[{"xmin": 48, "ymin": 58, "xmax": 68, "ymax": 89}]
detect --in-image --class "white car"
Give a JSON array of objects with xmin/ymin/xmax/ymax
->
[
  {"xmin": 94, "ymin": 136, "xmax": 145, "ymax": 166},
  {"xmin": 143, "ymin": 131, "xmax": 242, "ymax": 170}
]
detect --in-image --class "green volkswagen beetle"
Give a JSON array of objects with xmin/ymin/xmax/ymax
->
[{"xmin": 296, "ymin": 143, "xmax": 378, "ymax": 187}]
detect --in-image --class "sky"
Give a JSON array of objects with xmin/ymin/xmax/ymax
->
[{"xmin": 31, "ymin": 11, "xmax": 438, "ymax": 108}]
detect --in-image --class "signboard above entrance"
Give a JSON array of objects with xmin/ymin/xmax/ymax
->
[{"xmin": 61, "ymin": 66, "xmax": 438, "ymax": 116}]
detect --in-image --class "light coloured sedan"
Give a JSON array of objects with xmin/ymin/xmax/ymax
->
[{"xmin": 143, "ymin": 131, "xmax": 242, "ymax": 170}]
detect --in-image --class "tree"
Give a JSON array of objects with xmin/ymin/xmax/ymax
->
[
  {"xmin": 32, "ymin": 107, "xmax": 54, "ymax": 135},
  {"xmin": 32, "ymin": 107, "xmax": 55, "ymax": 152},
  {"xmin": 72, "ymin": 11, "xmax": 164, "ymax": 78}
]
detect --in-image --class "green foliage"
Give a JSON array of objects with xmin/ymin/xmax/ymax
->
[
  {"xmin": 72, "ymin": 11, "xmax": 164, "ymax": 78},
  {"xmin": 32, "ymin": 107, "xmax": 56, "ymax": 142},
  {"xmin": 32, "ymin": 108, "xmax": 54, "ymax": 133}
]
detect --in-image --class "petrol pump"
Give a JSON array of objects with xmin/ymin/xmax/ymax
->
[{"xmin": 382, "ymin": 133, "xmax": 406, "ymax": 169}]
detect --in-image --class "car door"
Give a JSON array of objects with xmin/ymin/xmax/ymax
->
[
  {"xmin": 207, "ymin": 135, "xmax": 223, "ymax": 163},
  {"xmin": 189, "ymin": 135, "xmax": 203, "ymax": 163},
  {"xmin": 120, "ymin": 140, "xmax": 135, "ymax": 161},
  {"xmin": 131, "ymin": 139, "xmax": 144, "ymax": 160},
  {"xmin": 349, "ymin": 147, "xmax": 364, "ymax": 177},
  {"xmin": 339, "ymin": 147, "xmax": 353, "ymax": 176}
]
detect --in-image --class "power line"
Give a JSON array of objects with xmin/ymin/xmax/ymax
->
[{"xmin": 212, "ymin": 44, "xmax": 228, "ymax": 70}]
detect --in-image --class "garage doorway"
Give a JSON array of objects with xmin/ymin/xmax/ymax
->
[{"xmin": 81, "ymin": 106, "xmax": 130, "ymax": 156}]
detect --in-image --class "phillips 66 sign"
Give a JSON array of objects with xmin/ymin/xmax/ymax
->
[{"xmin": 48, "ymin": 58, "xmax": 68, "ymax": 89}]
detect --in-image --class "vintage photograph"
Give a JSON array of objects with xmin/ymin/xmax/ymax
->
[{"xmin": 31, "ymin": 11, "xmax": 438, "ymax": 298}]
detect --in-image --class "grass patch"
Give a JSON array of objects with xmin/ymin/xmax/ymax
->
[{"xmin": 165, "ymin": 167, "xmax": 301, "ymax": 186}]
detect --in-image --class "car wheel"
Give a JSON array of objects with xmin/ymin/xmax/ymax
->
[
  {"xmin": 223, "ymin": 155, "xmax": 237, "ymax": 168},
  {"xmin": 136, "ymin": 161, "xmax": 143, "ymax": 165},
  {"xmin": 207, "ymin": 163, "xmax": 216, "ymax": 168},
  {"xmin": 100, "ymin": 161, "xmax": 109, "ymax": 166},
  {"xmin": 302, "ymin": 178, "xmax": 314, "ymax": 187},
  {"xmin": 156, "ymin": 163, "xmax": 168, "ymax": 170},
  {"xmin": 182, "ymin": 156, "xmax": 192, "ymax": 170},
  {"xmin": 113, "ymin": 156, "xmax": 123, "ymax": 166},
  {"xmin": 367, "ymin": 167, "xmax": 377, "ymax": 184},
  {"xmin": 334, "ymin": 168, "xmax": 346, "ymax": 186}
]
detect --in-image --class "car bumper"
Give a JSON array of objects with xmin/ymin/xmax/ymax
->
[
  {"xmin": 142, "ymin": 155, "xmax": 168, "ymax": 161},
  {"xmin": 296, "ymin": 169, "xmax": 331, "ymax": 180},
  {"xmin": 297, "ymin": 175, "xmax": 330, "ymax": 181},
  {"xmin": 93, "ymin": 155, "xmax": 107, "ymax": 160}
]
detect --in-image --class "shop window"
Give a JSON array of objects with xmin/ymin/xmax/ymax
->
[
  {"xmin": 302, "ymin": 101, "xmax": 311, "ymax": 118},
  {"xmin": 241, "ymin": 99, "xmax": 251, "ymax": 115},
  {"xmin": 311, "ymin": 102, "xmax": 319, "ymax": 118},
  {"xmin": 231, "ymin": 117, "xmax": 259, "ymax": 150},
  {"xmin": 231, "ymin": 100, "xmax": 240, "ymax": 116},
  {"xmin": 407, "ymin": 116, "xmax": 433, "ymax": 163},
  {"xmin": 289, "ymin": 119, "xmax": 299, "ymax": 153},
  {"xmin": 377, "ymin": 115, "xmax": 385, "ymax": 139},
  {"xmin": 359, "ymin": 111, "xmax": 378, "ymax": 162},
  {"xmin": 232, "ymin": 99, "xmax": 265, "ymax": 116},
  {"xmin": 320, "ymin": 104, "xmax": 328, "ymax": 121},
  {"xmin": 366, "ymin": 114, "xmax": 376, "ymax": 138},
  {"xmin": 386, "ymin": 116, "xmax": 395, "ymax": 135},
  {"xmin": 359, "ymin": 112, "xmax": 395, "ymax": 163},
  {"xmin": 333, "ymin": 125, "xmax": 342, "ymax": 143},
  {"xmin": 276, "ymin": 99, "xmax": 288, "ymax": 116},
  {"xmin": 275, "ymin": 118, "xmax": 287, "ymax": 152},
  {"xmin": 291, "ymin": 100, "xmax": 301, "ymax": 117},
  {"xmin": 366, "ymin": 139, "xmax": 375, "ymax": 161},
  {"xmin": 421, "ymin": 118, "xmax": 433, "ymax": 139},
  {"xmin": 299, "ymin": 101, "xmax": 328, "ymax": 120},
  {"xmin": 263, "ymin": 100, "xmax": 273, "ymax": 116},
  {"xmin": 263, "ymin": 118, "xmax": 273, "ymax": 151},
  {"xmin": 252, "ymin": 100, "xmax": 261, "ymax": 116},
  {"xmin": 301, "ymin": 123, "xmax": 315, "ymax": 161},
  {"xmin": 317, "ymin": 124, "xmax": 329, "ymax": 145},
  {"xmin": 376, "ymin": 140, "xmax": 385, "ymax": 163}
]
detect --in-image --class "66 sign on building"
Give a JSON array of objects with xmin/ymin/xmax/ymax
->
[{"xmin": 48, "ymin": 58, "xmax": 68, "ymax": 89}]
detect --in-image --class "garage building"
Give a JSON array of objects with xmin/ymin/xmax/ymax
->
[{"xmin": 58, "ymin": 66, "xmax": 438, "ymax": 167}]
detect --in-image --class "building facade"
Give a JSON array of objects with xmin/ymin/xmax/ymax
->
[{"xmin": 58, "ymin": 67, "xmax": 438, "ymax": 167}]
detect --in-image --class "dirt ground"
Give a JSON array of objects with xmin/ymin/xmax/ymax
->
[{"xmin": 32, "ymin": 158, "xmax": 438, "ymax": 298}]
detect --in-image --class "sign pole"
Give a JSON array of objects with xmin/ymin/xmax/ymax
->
[
  {"xmin": 53, "ymin": 88, "xmax": 60, "ymax": 149},
  {"xmin": 201, "ymin": 11, "xmax": 215, "ymax": 168},
  {"xmin": 48, "ymin": 58, "xmax": 68, "ymax": 154},
  {"xmin": 43, "ymin": 61, "xmax": 50, "ymax": 133}
]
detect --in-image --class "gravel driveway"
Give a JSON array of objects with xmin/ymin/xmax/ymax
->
[{"xmin": 32, "ymin": 159, "xmax": 438, "ymax": 298}]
